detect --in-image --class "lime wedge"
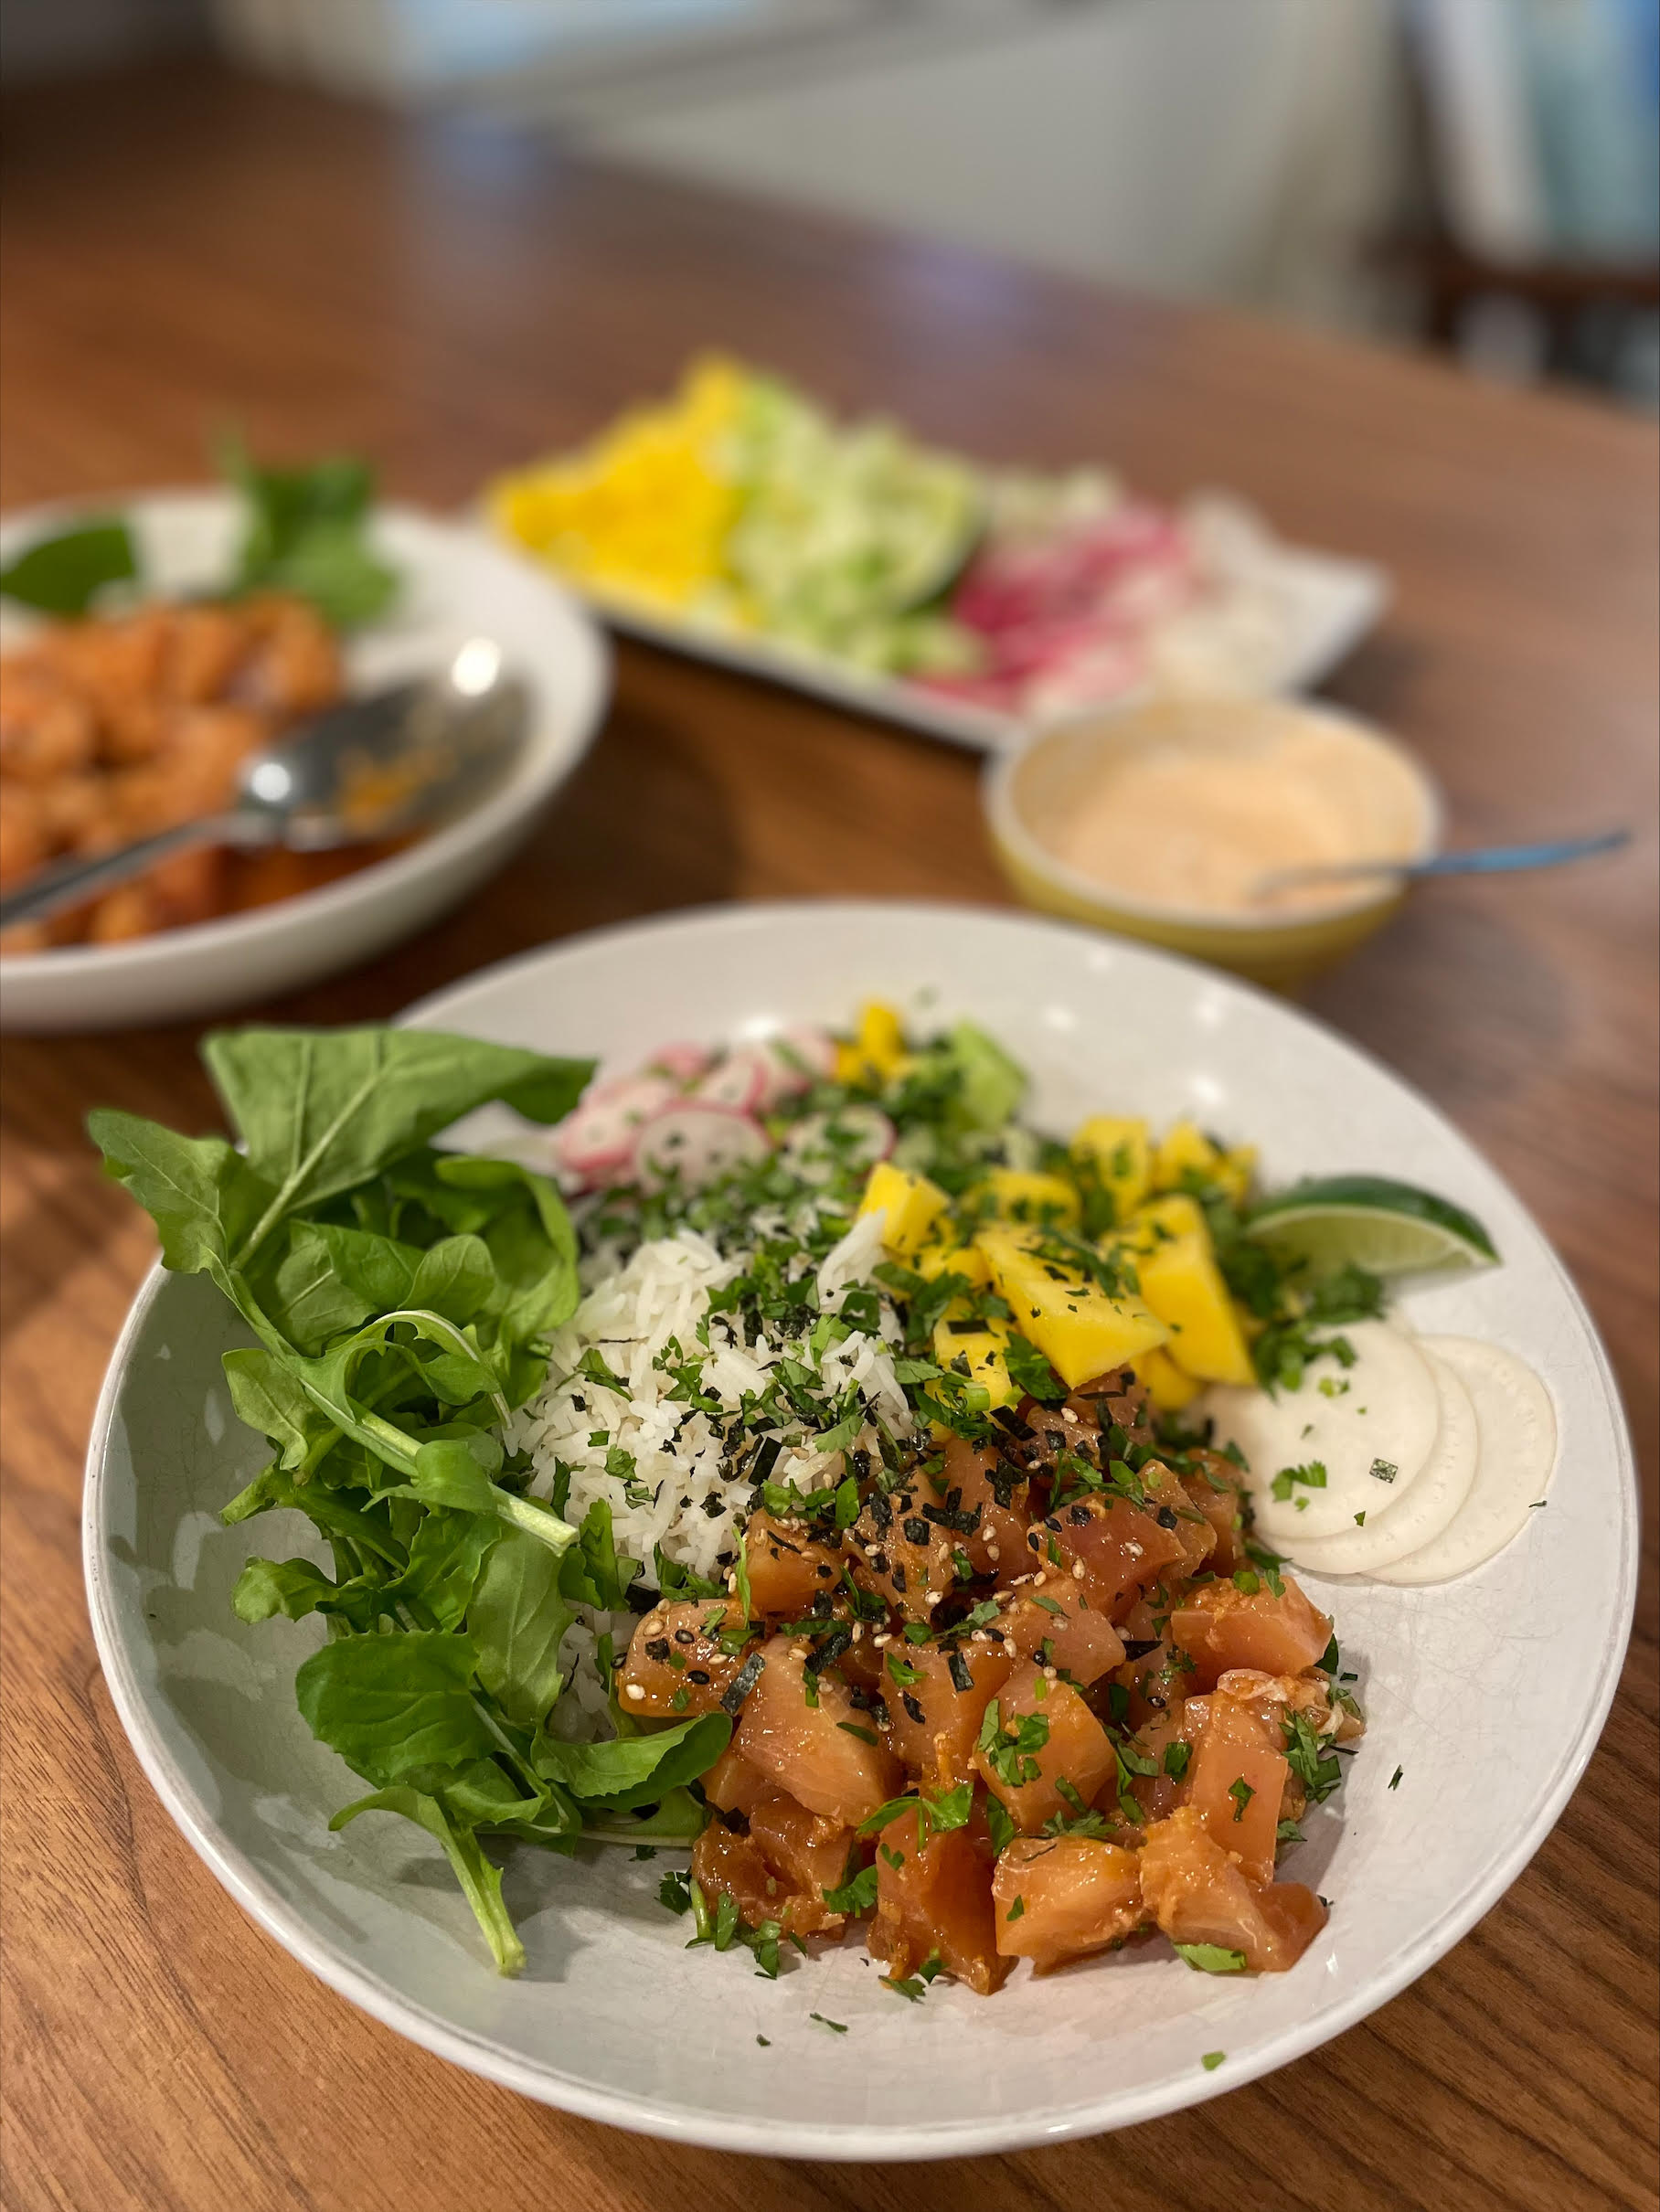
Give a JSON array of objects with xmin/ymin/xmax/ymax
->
[{"xmin": 1242, "ymin": 1175, "xmax": 1497, "ymax": 1277}]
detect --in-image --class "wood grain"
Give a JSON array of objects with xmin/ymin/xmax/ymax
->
[{"xmin": 1, "ymin": 58, "xmax": 1655, "ymax": 2212}]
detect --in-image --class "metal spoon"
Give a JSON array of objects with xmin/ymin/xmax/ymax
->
[
  {"xmin": 0, "ymin": 637, "xmax": 528, "ymax": 931},
  {"xmin": 1251, "ymin": 827, "xmax": 1632, "ymax": 902}
]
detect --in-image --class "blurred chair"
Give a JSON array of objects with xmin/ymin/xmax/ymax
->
[{"xmin": 1394, "ymin": 0, "xmax": 1659, "ymax": 395}]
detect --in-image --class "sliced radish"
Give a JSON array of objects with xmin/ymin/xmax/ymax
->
[
  {"xmin": 555, "ymin": 1075, "xmax": 676, "ymax": 1181},
  {"xmin": 781, "ymin": 1104, "xmax": 896, "ymax": 1185},
  {"xmin": 635, "ymin": 1102, "xmax": 771, "ymax": 1192},
  {"xmin": 645, "ymin": 1041, "xmax": 713, "ymax": 1085},
  {"xmin": 691, "ymin": 1048, "xmax": 772, "ymax": 1114},
  {"xmin": 765, "ymin": 1026, "xmax": 835, "ymax": 1091}
]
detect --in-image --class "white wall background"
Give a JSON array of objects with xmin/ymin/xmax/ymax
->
[{"xmin": 570, "ymin": 0, "xmax": 1410, "ymax": 324}]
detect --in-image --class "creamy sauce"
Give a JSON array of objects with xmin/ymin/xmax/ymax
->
[{"xmin": 1033, "ymin": 701, "xmax": 1429, "ymax": 918}]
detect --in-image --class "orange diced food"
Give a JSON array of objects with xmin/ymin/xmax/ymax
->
[
  {"xmin": 1183, "ymin": 1691, "xmax": 1289, "ymax": 1886},
  {"xmin": 992, "ymin": 1836, "xmax": 1144, "ymax": 1972},
  {"xmin": 1137, "ymin": 1806, "xmax": 1327, "ymax": 1973},
  {"xmin": 867, "ymin": 1806, "xmax": 1008, "ymax": 1994},
  {"xmin": 1001, "ymin": 1589, "xmax": 1124, "ymax": 1686},
  {"xmin": 972, "ymin": 1661, "xmax": 1117, "ymax": 1835},
  {"xmin": 742, "ymin": 1509, "xmax": 844, "ymax": 1618},
  {"xmin": 1170, "ymin": 1576, "xmax": 1333, "ymax": 1689},
  {"xmin": 619, "ymin": 1598, "xmax": 750, "ymax": 1718},
  {"xmin": 734, "ymin": 1636, "xmax": 902, "ymax": 1826},
  {"xmin": 882, "ymin": 1637, "xmax": 1016, "ymax": 1790}
]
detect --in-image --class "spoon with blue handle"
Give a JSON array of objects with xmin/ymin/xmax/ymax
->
[{"xmin": 1252, "ymin": 827, "xmax": 1632, "ymax": 901}]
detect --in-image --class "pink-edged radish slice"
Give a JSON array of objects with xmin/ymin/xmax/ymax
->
[
  {"xmin": 635, "ymin": 1102, "xmax": 771, "ymax": 1191},
  {"xmin": 645, "ymin": 1041, "xmax": 713, "ymax": 1085},
  {"xmin": 781, "ymin": 1104, "xmax": 896, "ymax": 1184},
  {"xmin": 691, "ymin": 1048, "xmax": 772, "ymax": 1115},
  {"xmin": 555, "ymin": 1074, "xmax": 676, "ymax": 1180},
  {"xmin": 761, "ymin": 1026, "xmax": 835, "ymax": 1095}
]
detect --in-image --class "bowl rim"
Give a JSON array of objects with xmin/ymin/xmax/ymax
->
[
  {"xmin": 0, "ymin": 491, "xmax": 612, "ymax": 983},
  {"xmin": 983, "ymin": 697, "xmax": 1444, "ymax": 935},
  {"xmin": 79, "ymin": 898, "xmax": 1639, "ymax": 2160}
]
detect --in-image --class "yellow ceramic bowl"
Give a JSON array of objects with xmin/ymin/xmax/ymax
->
[{"xmin": 984, "ymin": 697, "xmax": 1442, "ymax": 993}]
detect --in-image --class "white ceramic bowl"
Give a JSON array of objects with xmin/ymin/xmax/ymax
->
[
  {"xmin": 0, "ymin": 492, "xmax": 611, "ymax": 1030},
  {"xmin": 82, "ymin": 902, "xmax": 1637, "ymax": 2157}
]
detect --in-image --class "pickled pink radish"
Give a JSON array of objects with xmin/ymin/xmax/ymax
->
[
  {"xmin": 555, "ymin": 1073, "xmax": 677, "ymax": 1179},
  {"xmin": 781, "ymin": 1103, "xmax": 895, "ymax": 1183},
  {"xmin": 771, "ymin": 1026, "xmax": 835, "ymax": 1082},
  {"xmin": 691, "ymin": 1048, "xmax": 771, "ymax": 1114},
  {"xmin": 644, "ymin": 1041, "xmax": 713, "ymax": 1084},
  {"xmin": 634, "ymin": 1101, "xmax": 770, "ymax": 1190}
]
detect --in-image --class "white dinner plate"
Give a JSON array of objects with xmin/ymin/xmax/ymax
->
[
  {"xmin": 0, "ymin": 491, "xmax": 610, "ymax": 1031},
  {"xmin": 82, "ymin": 902, "xmax": 1636, "ymax": 2158}
]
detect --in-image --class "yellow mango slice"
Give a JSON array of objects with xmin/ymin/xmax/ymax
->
[
  {"xmin": 976, "ymin": 1167, "xmax": 1081, "ymax": 1228},
  {"xmin": 975, "ymin": 1227, "xmax": 1167, "ymax": 1391},
  {"xmin": 1133, "ymin": 1345, "xmax": 1203, "ymax": 1414},
  {"xmin": 1151, "ymin": 1121, "xmax": 1256, "ymax": 1206},
  {"xmin": 931, "ymin": 1310, "xmax": 1019, "ymax": 1410},
  {"xmin": 913, "ymin": 1241, "xmax": 991, "ymax": 1289},
  {"xmin": 1125, "ymin": 1193, "xmax": 1210, "ymax": 1252},
  {"xmin": 1070, "ymin": 1115, "xmax": 1151, "ymax": 1222},
  {"xmin": 1133, "ymin": 1228, "xmax": 1254, "ymax": 1387},
  {"xmin": 835, "ymin": 1000, "xmax": 911, "ymax": 1086},
  {"xmin": 857, "ymin": 1162, "xmax": 950, "ymax": 1258}
]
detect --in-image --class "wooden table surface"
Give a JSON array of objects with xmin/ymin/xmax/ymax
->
[{"xmin": 1, "ymin": 59, "xmax": 1655, "ymax": 2212}]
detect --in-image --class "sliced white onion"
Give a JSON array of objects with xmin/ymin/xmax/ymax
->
[
  {"xmin": 1285, "ymin": 1349, "xmax": 1480, "ymax": 1575},
  {"xmin": 1371, "ymin": 1337, "xmax": 1557, "ymax": 1585},
  {"xmin": 1212, "ymin": 1319, "xmax": 1442, "ymax": 1543}
]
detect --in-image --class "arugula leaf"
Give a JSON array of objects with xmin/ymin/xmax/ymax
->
[
  {"xmin": 559, "ymin": 1497, "xmax": 640, "ymax": 1614},
  {"xmin": 0, "ymin": 517, "xmax": 136, "ymax": 615},
  {"xmin": 294, "ymin": 1631, "xmax": 497, "ymax": 1787},
  {"xmin": 402, "ymin": 1434, "xmax": 576, "ymax": 1556},
  {"xmin": 330, "ymin": 1786, "xmax": 525, "ymax": 1973},
  {"xmin": 533, "ymin": 1712, "xmax": 731, "ymax": 1812},
  {"xmin": 87, "ymin": 1110, "xmax": 271, "ymax": 1303},
  {"xmin": 470, "ymin": 1526, "xmax": 575, "ymax": 1727},
  {"xmin": 392, "ymin": 1506, "xmax": 501, "ymax": 1632},
  {"xmin": 231, "ymin": 1557, "xmax": 339, "ymax": 1624},
  {"xmin": 220, "ymin": 1347, "xmax": 336, "ymax": 1473},
  {"xmin": 200, "ymin": 1026, "xmax": 591, "ymax": 1261}
]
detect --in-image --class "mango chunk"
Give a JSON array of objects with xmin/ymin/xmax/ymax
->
[
  {"xmin": 931, "ymin": 1308, "xmax": 1019, "ymax": 1409},
  {"xmin": 1070, "ymin": 1114, "xmax": 1151, "ymax": 1222},
  {"xmin": 835, "ymin": 1000, "xmax": 911, "ymax": 1086},
  {"xmin": 857, "ymin": 1161, "xmax": 950, "ymax": 1257},
  {"xmin": 975, "ymin": 1226, "xmax": 1167, "ymax": 1390},
  {"xmin": 1134, "ymin": 1344, "xmax": 1204, "ymax": 1413},
  {"xmin": 1133, "ymin": 1226, "xmax": 1254, "ymax": 1387},
  {"xmin": 913, "ymin": 1241, "xmax": 991, "ymax": 1289},
  {"xmin": 975, "ymin": 1167, "xmax": 1080, "ymax": 1228},
  {"xmin": 1151, "ymin": 1121, "xmax": 1255, "ymax": 1205},
  {"xmin": 1127, "ymin": 1193, "xmax": 1210, "ymax": 1250}
]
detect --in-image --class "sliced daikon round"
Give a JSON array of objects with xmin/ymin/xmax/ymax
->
[
  {"xmin": 1371, "ymin": 1336, "xmax": 1557, "ymax": 1585},
  {"xmin": 1207, "ymin": 1319, "xmax": 1442, "ymax": 1541},
  {"xmin": 1283, "ymin": 1347, "xmax": 1480, "ymax": 1575}
]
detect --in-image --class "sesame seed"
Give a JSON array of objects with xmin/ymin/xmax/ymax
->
[
  {"xmin": 851, "ymin": 1623, "xmax": 864, "ymax": 1642},
  {"xmin": 1042, "ymin": 1665, "xmax": 1059, "ymax": 1681},
  {"xmin": 1072, "ymin": 1561, "xmax": 1086, "ymax": 1579},
  {"xmin": 624, "ymin": 1685, "xmax": 646, "ymax": 1701},
  {"xmin": 1032, "ymin": 1572, "xmax": 1046, "ymax": 1586}
]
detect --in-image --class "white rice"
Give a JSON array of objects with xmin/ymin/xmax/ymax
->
[{"xmin": 507, "ymin": 1206, "xmax": 913, "ymax": 1739}]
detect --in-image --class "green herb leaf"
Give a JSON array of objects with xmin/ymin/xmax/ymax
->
[
  {"xmin": 0, "ymin": 516, "xmax": 136, "ymax": 615},
  {"xmin": 1173, "ymin": 1942, "xmax": 1249, "ymax": 1974}
]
